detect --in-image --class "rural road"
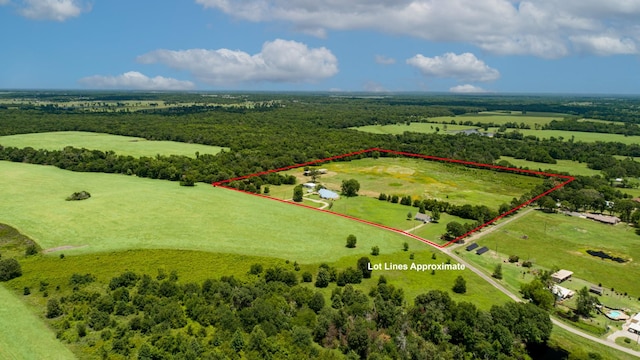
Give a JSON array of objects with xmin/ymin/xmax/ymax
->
[{"xmin": 440, "ymin": 207, "xmax": 640, "ymax": 358}]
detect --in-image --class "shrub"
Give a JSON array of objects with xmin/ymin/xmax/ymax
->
[
  {"xmin": 302, "ymin": 272, "xmax": 313, "ymax": 283},
  {"xmin": 249, "ymin": 264, "xmax": 263, "ymax": 275},
  {"xmin": 403, "ymin": 242, "xmax": 409, "ymax": 251},
  {"xmin": 508, "ymin": 255, "xmax": 519, "ymax": 263},
  {"xmin": 0, "ymin": 258, "xmax": 22, "ymax": 281},
  {"xmin": 452, "ymin": 276, "xmax": 467, "ymax": 294},
  {"xmin": 66, "ymin": 191, "xmax": 91, "ymax": 201},
  {"xmin": 346, "ymin": 234, "xmax": 357, "ymax": 248},
  {"xmin": 46, "ymin": 299, "xmax": 63, "ymax": 318},
  {"xmin": 23, "ymin": 287, "xmax": 30, "ymax": 295},
  {"xmin": 25, "ymin": 244, "xmax": 38, "ymax": 256},
  {"xmin": 522, "ymin": 261, "xmax": 533, "ymax": 268},
  {"xmin": 371, "ymin": 246, "xmax": 380, "ymax": 256},
  {"xmin": 492, "ymin": 264, "xmax": 503, "ymax": 279}
]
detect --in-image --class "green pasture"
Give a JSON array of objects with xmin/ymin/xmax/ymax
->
[
  {"xmin": 549, "ymin": 325, "xmax": 638, "ymax": 360},
  {"xmin": 0, "ymin": 131, "xmax": 227, "ymax": 158},
  {"xmin": 0, "ymin": 161, "xmax": 429, "ymax": 262},
  {"xmin": 0, "ymin": 285, "xmax": 76, "ymax": 360},
  {"xmin": 352, "ymin": 122, "xmax": 477, "ymax": 135},
  {"xmin": 490, "ymin": 129, "xmax": 640, "ymax": 144},
  {"xmin": 412, "ymin": 213, "xmax": 471, "ymax": 245},
  {"xmin": 302, "ymin": 157, "xmax": 542, "ymax": 209},
  {"xmin": 470, "ymin": 210, "xmax": 640, "ymax": 298},
  {"xmin": 499, "ymin": 156, "xmax": 601, "ymax": 177}
]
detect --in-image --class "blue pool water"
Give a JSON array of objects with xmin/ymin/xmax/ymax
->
[{"xmin": 608, "ymin": 311, "xmax": 622, "ymax": 319}]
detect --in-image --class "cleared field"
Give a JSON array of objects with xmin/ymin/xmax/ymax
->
[
  {"xmin": 352, "ymin": 122, "xmax": 477, "ymax": 135},
  {"xmin": 432, "ymin": 114, "xmax": 564, "ymax": 126},
  {"xmin": 412, "ymin": 213, "xmax": 471, "ymax": 245},
  {"xmin": 491, "ymin": 129, "xmax": 640, "ymax": 144},
  {"xmin": 293, "ymin": 157, "xmax": 543, "ymax": 210},
  {"xmin": 548, "ymin": 326, "xmax": 638, "ymax": 360},
  {"xmin": 0, "ymin": 161, "xmax": 433, "ymax": 262},
  {"xmin": 0, "ymin": 131, "xmax": 227, "ymax": 158},
  {"xmin": 499, "ymin": 156, "xmax": 601, "ymax": 177},
  {"xmin": 470, "ymin": 210, "xmax": 640, "ymax": 298},
  {"xmin": 0, "ymin": 285, "xmax": 76, "ymax": 360}
]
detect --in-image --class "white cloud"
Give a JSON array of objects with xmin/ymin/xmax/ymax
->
[
  {"xmin": 407, "ymin": 52, "xmax": 500, "ymax": 82},
  {"xmin": 570, "ymin": 35, "xmax": 637, "ymax": 56},
  {"xmin": 449, "ymin": 84, "xmax": 488, "ymax": 93},
  {"xmin": 137, "ymin": 39, "xmax": 338, "ymax": 85},
  {"xmin": 78, "ymin": 71, "xmax": 196, "ymax": 90},
  {"xmin": 375, "ymin": 55, "xmax": 396, "ymax": 65},
  {"xmin": 0, "ymin": 0, "xmax": 10, "ymax": 5},
  {"xmin": 195, "ymin": 0, "xmax": 640, "ymax": 57},
  {"xmin": 18, "ymin": 0, "xmax": 89, "ymax": 21}
]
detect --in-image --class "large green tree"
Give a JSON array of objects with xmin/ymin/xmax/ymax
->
[{"xmin": 341, "ymin": 179, "xmax": 360, "ymax": 197}]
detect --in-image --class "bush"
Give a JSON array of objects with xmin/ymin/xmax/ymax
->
[
  {"xmin": 492, "ymin": 264, "xmax": 503, "ymax": 279},
  {"xmin": 315, "ymin": 268, "xmax": 330, "ymax": 288},
  {"xmin": 371, "ymin": 246, "xmax": 380, "ymax": 256},
  {"xmin": 0, "ymin": 258, "xmax": 22, "ymax": 281},
  {"xmin": 302, "ymin": 272, "xmax": 313, "ymax": 283},
  {"xmin": 403, "ymin": 242, "xmax": 409, "ymax": 251},
  {"xmin": 508, "ymin": 255, "xmax": 519, "ymax": 263},
  {"xmin": 522, "ymin": 261, "xmax": 533, "ymax": 268},
  {"xmin": 346, "ymin": 234, "xmax": 357, "ymax": 248},
  {"xmin": 25, "ymin": 244, "xmax": 38, "ymax": 256},
  {"xmin": 23, "ymin": 287, "xmax": 30, "ymax": 295},
  {"xmin": 46, "ymin": 299, "xmax": 63, "ymax": 318},
  {"xmin": 249, "ymin": 264, "xmax": 263, "ymax": 275},
  {"xmin": 453, "ymin": 276, "xmax": 467, "ymax": 294},
  {"xmin": 66, "ymin": 191, "xmax": 91, "ymax": 201}
]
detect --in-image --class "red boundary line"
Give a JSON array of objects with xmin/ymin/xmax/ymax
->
[{"xmin": 212, "ymin": 148, "xmax": 575, "ymax": 249}]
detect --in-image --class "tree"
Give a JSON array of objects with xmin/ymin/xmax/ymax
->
[
  {"xmin": 46, "ymin": 298, "xmax": 63, "ymax": 318},
  {"xmin": 293, "ymin": 185, "xmax": 304, "ymax": 202},
  {"xmin": 371, "ymin": 246, "xmax": 380, "ymax": 256},
  {"xmin": 538, "ymin": 196, "xmax": 556, "ymax": 212},
  {"xmin": 357, "ymin": 257, "xmax": 372, "ymax": 278},
  {"xmin": 431, "ymin": 208, "xmax": 441, "ymax": 222},
  {"xmin": 576, "ymin": 286, "xmax": 597, "ymax": 317},
  {"xmin": 309, "ymin": 292, "xmax": 325, "ymax": 313},
  {"xmin": 492, "ymin": 264, "xmax": 503, "ymax": 279},
  {"xmin": 341, "ymin": 179, "xmax": 360, "ymax": 197},
  {"xmin": 520, "ymin": 279, "xmax": 554, "ymax": 310},
  {"xmin": 445, "ymin": 221, "xmax": 466, "ymax": 239},
  {"xmin": 0, "ymin": 258, "xmax": 22, "ymax": 281},
  {"xmin": 403, "ymin": 242, "xmax": 409, "ymax": 251},
  {"xmin": 452, "ymin": 276, "xmax": 466, "ymax": 294},
  {"xmin": 346, "ymin": 234, "xmax": 357, "ymax": 248},
  {"xmin": 315, "ymin": 268, "xmax": 330, "ymax": 288}
]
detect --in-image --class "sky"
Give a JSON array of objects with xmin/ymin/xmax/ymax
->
[{"xmin": 1, "ymin": 0, "xmax": 639, "ymax": 94}]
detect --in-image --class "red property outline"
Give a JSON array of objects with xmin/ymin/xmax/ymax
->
[{"xmin": 212, "ymin": 148, "xmax": 575, "ymax": 248}]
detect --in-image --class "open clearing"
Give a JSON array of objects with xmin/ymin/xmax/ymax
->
[
  {"xmin": 287, "ymin": 157, "xmax": 543, "ymax": 210},
  {"xmin": 0, "ymin": 131, "xmax": 227, "ymax": 158},
  {"xmin": 489, "ymin": 129, "xmax": 640, "ymax": 144},
  {"xmin": 0, "ymin": 161, "xmax": 433, "ymax": 262},
  {"xmin": 467, "ymin": 210, "xmax": 640, "ymax": 298},
  {"xmin": 352, "ymin": 122, "xmax": 478, "ymax": 135},
  {"xmin": 0, "ymin": 285, "xmax": 76, "ymax": 360},
  {"xmin": 499, "ymin": 156, "xmax": 601, "ymax": 177}
]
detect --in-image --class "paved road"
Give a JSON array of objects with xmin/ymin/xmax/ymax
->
[{"xmin": 442, "ymin": 208, "xmax": 640, "ymax": 358}]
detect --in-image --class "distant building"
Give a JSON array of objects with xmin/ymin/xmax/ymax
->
[
  {"xmin": 318, "ymin": 189, "xmax": 339, "ymax": 200},
  {"xmin": 302, "ymin": 183, "xmax": 316, "ymax": 189},
  {"xmin": 589, "ymin": 285, "xmax": 603, "ymax": 296},
  {"xmin": 414, "ymin": 213, "xmax": 431, "ymax": 223},
  {"xmin": 584, "ymin": 213, "xmax": 620, "ymax": 225},
  {"xmin": 551, "ymin": 269, "xmax": 573, "ymax": 283},
  {"xmin": 630, "ymin": 313, "xmax": 640, "ymax": 334}
]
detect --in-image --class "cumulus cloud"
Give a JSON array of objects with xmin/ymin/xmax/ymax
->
[
  {"xmin": 18, "ymin": 0, "xmax": 89, "ymax": 21},
  {"xmin": 407, "ymin": 52, "xmax": 500, "ymax": 82},
  {"xmin": 375, "ymin": 55, "xmax": 396, "ymax": 65},
  {"xmin": 137, "ymin": 39, "xmax": 338, "ymax": 85},
  {"xmin": 570, "ymin": 35, "xmax": 637, "ymax": 55},
  {"xmin": 195, "ymin": 0, "xmax": 640, "ymax": 57},
  {"xmin": 449, "ymin": 84, "xmax": 488, "ymax": 93},
  {"xmin": 78, "ymin": 71, "xmax": 196, "ymax": 90}
]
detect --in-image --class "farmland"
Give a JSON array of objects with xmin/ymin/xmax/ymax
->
[
  {"xmin": 460, "ymin": 210, "xmax": 640, "ymax": 298},
  {"xmin": 0, "ymin": 131, "xmax": 227, "ymax": 158},
  {"xmin": 285, "ymin": 157, "xmax": 543, "ymax": 209},
  {"xmin": 0, "ymin": 285, "xmax": 76, "ymax": 360},
  {"xmin": 498, "ymin": 156, "xmax": 601, "ymax": 177}
]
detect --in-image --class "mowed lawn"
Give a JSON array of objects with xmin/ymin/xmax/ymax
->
[
  {"xmin": 0, "ymin": 131, "xmax": 228, "ymax": 158},
  {"xmin": 473, "ymin": 210, "xmax": 640, "ymax": 298},
  {"xmin": 0, "ymin": 285, "xmax": 76, "ymax": 360},
  {"xmin": 499, "ymin": 156, "xmax": 601, "ymax": 177},
  {"xmin": 0, "ymin": 161, "xmax": 431, "ymax": 262},
  {"xmin": 301, "ymin": 157, "xmax": 542, "ymax": 209}
]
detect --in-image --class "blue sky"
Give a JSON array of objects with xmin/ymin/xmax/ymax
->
[{"xmin": 1, "ymin": 0, "xmax": 639, "ymax": 94}]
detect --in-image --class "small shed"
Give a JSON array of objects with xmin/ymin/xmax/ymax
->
[
  {"xmin": 466, "ymin": 243, "xmax": 479, "ymax": 251},
  {"xmin": 302, "ymin": 183, "xmax": 316, "ymax": 189},
  {"xmin": 551, "ymin": 269, "xmax": 573, "ymax": 283},
  {"xmin": 589, "ymin": 286, "xmax": 603, "ymax": 296},
  {"xmin": 552, "ymin": 285, "xmax": 575, "ymax": 300},
  {"xmin": 318, "ymin": 189, "xmax": 339, "ymax": 200},
  {"xmin": 414, "ymin": 213, "xmax": 431, "ymax": 223}
]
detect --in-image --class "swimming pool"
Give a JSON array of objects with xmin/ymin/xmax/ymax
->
[{"xmin": 608, "ymin": 311, "xmax": 622, "ymax": 319}]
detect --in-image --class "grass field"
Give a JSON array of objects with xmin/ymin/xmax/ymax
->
[
  {"xmin": 351, "ymin": 122, "xmax": 478, "ymax": 135},
  {"xmin": 499, "ymin": 156, "xmax": 601, "ymax": 177},
  {"xmin": 467, "ymin": 210, "xmax": 640, "ymax": 298},
  {"xmin": 0, "ymin": 285, "xmax": 76, "ymax": 360},
  {"xmin": 548, "ymin": 326, "xmax": 639, "ymax": 360},
  {"xmin": 293, "ymin": 157, "xmax": 543, "ymax": 210},
  {"xmin": 490, "ymin": 129, "xmax": 640, "ymax": 144},
  {"xmin": 0, "ymin": 131, "xmax": 228, "ymax": 158},
  {"xmin": 430, "ymin": 114, "xmax": 564, "ymax": 126},
  {"xmin": 0, "ymin": 161, "xmax": 443, "ymax": 262}
]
